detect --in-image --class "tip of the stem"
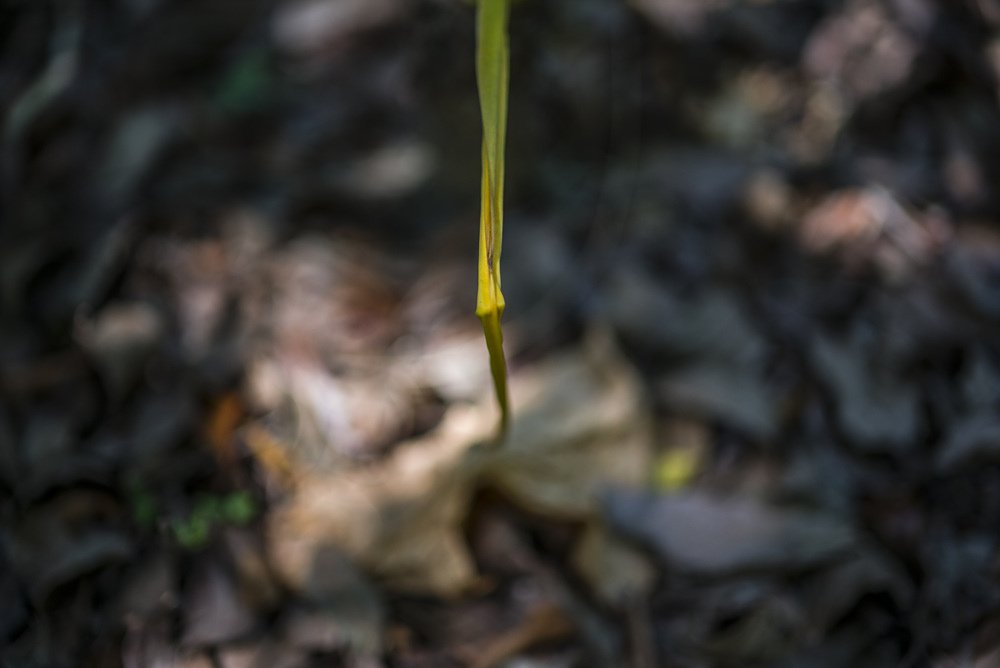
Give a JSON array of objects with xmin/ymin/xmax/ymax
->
[{"xmin": 493, "ymin": 409, "xmax": 509, "ymax": 446}]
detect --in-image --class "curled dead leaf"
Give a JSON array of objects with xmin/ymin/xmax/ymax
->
[{"xmin": 266, "ymin": 331, "xmax": 653, "ymax": 598}]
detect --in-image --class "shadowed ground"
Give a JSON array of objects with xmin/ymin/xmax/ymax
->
[{"xmin": 3, "ymin": 1, "xmax": 1000, "ymax": 666}]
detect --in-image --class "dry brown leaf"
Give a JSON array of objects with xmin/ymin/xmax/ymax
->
[
  {"xmin": 243, "ymin": 424, "xmax": 298, "ymax": 487},
  {"xmin": 181, "ymin": 560, "xmax": 257, "ymax": 647},
  {"xmin": 266, "ymin": 331, "xmax": 653, "ymax": 597},
  {"xmin": 267, "ymin": 404, "xmax": 484, "ymax": 597},
  {"xmin": 606, "ymin": 489, "xmax": 857, "ymax": 576},
  {"xmin": 571, "ymin": 523, "xmax": 656, "ymax": 607},
  {"xmin": 455, "ymin": 602, "xmax": 574, "ymax": 668},
  {"xmin": 7, "ymin": 490, "xmax": 132, "ymax": 602},
  {"xmin": 203, "ymin": 393, "xmax": 244, "ymax": 469}
]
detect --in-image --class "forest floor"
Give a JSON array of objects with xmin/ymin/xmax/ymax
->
[{"xmin": 3, "ymin": 0, "xmax": 1000, "ymax": 666}]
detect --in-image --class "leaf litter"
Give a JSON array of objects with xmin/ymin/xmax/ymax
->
[{"xmin": 4, "ymin": 0, "xmax": 1000, "ymax": 666}]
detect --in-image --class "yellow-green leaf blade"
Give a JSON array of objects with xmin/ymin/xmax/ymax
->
[{"xmin": 475, "ymin": 0, "xmax": 510, "ymax": 440}]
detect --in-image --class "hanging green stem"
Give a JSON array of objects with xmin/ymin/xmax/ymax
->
[{"xmin": 475, "ymin": 0, "xmax": 511, "ymax": 441}]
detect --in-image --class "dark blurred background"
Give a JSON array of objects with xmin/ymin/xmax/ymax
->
[{"xmin": 3, "ymin": 0, "xmax": 1000, "ymax": 666}]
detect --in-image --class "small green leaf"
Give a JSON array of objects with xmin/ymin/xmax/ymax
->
[
  {"xmin": 221, "ymin": 491, "xmax": 257, "ymax": 525},
  {"xmin": 171, "ymin": 491, "xmax": 257, "ymax": 550},
  {"xmin": 173, "ymin": 514, "xmax": 211, "ymax": 550}
]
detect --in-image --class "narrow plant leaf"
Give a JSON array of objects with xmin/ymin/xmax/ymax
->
[{"xmin": 475, "ymin": 0, "xmax": 510, "ymax": 440}]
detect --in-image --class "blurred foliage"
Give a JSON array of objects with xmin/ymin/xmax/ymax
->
[{"xmin": 173, "ymin": 492, "xmax": 257, "ymax": 550}]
